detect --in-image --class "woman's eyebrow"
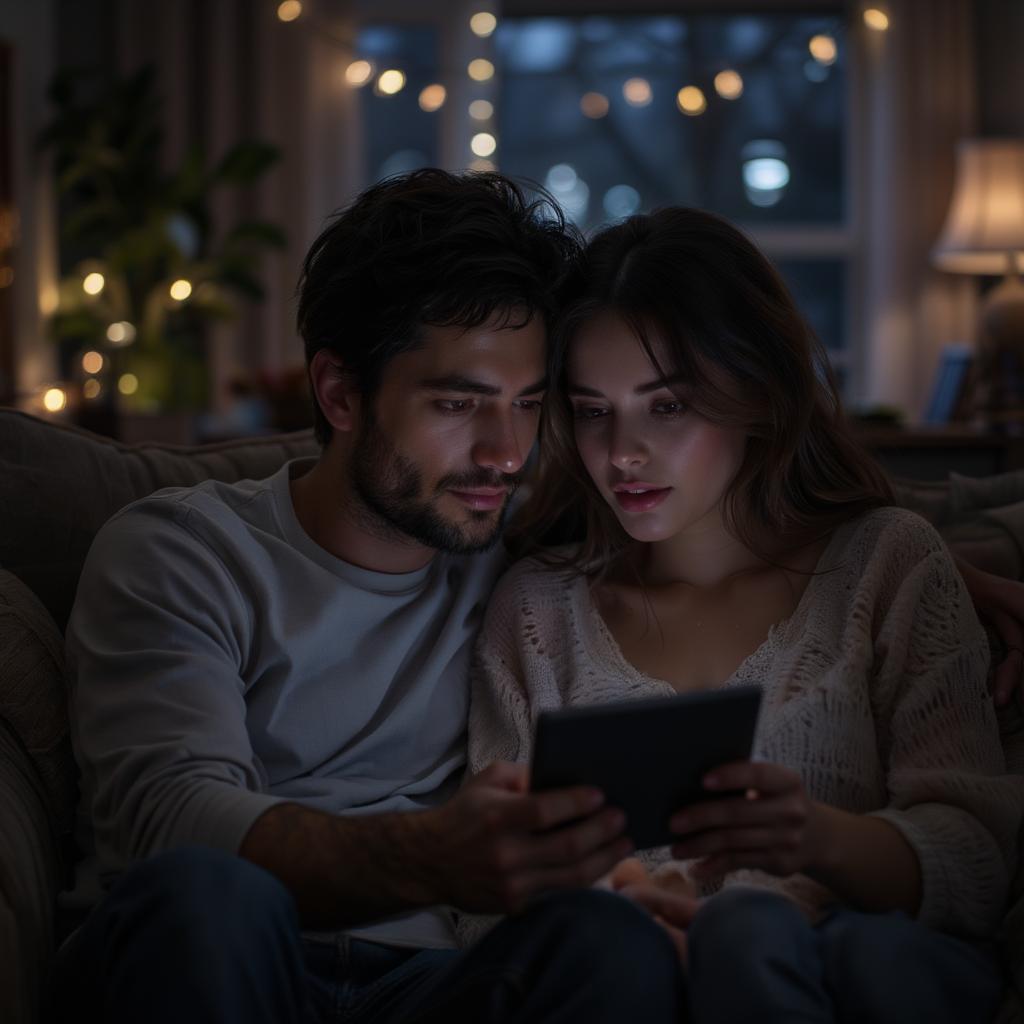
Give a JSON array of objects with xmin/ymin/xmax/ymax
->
[{"xmin": 567, "ymin": 375, "xmax": 685, "ymax": 398}]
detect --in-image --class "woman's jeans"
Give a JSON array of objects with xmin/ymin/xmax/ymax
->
[
  {"xmin": 686, "ymin": 887, "xmax": 1004, "ymax": 1024},
  {"xmin": 51, "ymin": 846, "xmax": 685, "ymax": 1023}
]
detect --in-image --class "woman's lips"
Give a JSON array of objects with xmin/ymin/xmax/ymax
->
[{"xmin": 612, "ymin": 484, "xmax": 672, "ymax": 513}]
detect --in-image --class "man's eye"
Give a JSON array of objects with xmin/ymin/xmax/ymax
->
[
  {"xmin": 436, "ymin": 399, "xmax": 472, "ymax": 413},
  {"xmin": 515, "ymin": 399, "xmax": 543, "ymax": 412}
]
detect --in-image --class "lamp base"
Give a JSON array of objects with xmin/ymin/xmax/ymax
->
[{"xmin": 974, "ymin": 275, "xmax": 1024, "ymax": 431}]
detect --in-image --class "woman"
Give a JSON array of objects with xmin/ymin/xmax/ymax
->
[{"xmin": 465, "ymin": 208, "xmax": 1022, "ymax": 1022}]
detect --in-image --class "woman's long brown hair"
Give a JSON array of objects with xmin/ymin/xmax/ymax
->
[{"xmin": 508, "ymin": 207, "xmax": 893, "ymax": 572}]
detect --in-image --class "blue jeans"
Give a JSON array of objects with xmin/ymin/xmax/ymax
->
[
  {"xmin": 51, "ymin": 846, "xmax": 684, "ymax": 1023},
  {"xmin": 686, "ymin": 887, "xmax": 1004, "ymax": 1024}
]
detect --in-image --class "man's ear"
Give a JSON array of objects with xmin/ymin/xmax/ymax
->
[{"xmin": 309, "ymin": 349, "xmax": 362, "ymax": 433}]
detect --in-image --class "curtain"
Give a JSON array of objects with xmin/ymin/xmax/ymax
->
[
  {"xmin": 860, "ymin": 0, "xmax": 978, "ymax": 418},
  {"xmin": 112, "ymin": 0, "xmax": 362, "ymax": 411}
]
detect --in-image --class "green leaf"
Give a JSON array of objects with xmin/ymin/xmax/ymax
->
[{"xmin": 211, "ymin": 142, "xmax": 281, "ymax": 185}]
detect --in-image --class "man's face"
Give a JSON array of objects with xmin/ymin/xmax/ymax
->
[{"xmin": 350, "ymin": 315, "xmax": 547, "ymax": 554}]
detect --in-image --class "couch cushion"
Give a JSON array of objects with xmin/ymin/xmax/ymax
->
[
  {"xmin": 0, "ymin": 408, "xmax": 318, "ymax": 631},
  {"xmin": 0, "ymin": 570, "xmax": 76, "ymax": 838}
]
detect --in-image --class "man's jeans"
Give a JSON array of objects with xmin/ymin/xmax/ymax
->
[
  {"xmin": 686, "ymin": 887, "xmax": 1004, "ymax": 1024},
  {"xmin": 52, "ymin": 846, "xmax": 685, "ymax": 1023}
]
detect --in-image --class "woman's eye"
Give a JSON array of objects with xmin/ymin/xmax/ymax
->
[
  {"xmin": 573, "ymin": 406, "xmax": 608, "ymax": 420},
  {"xmin": 652, "ymin": 400, "xmax": 685, "ymax": 417}
]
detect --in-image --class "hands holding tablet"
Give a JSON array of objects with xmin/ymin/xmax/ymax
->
[{"xmin": 669, "ymin": 761, "xmax": 825, "ymax": 881}]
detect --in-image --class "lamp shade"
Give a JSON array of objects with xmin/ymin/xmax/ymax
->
[{"xmin": 933, "ymin": 139, "xmax": 1024, "ymax": 275}]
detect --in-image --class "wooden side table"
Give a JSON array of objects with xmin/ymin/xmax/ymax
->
[{"xmin": 852, "ymin": 426, "xmax": 1024, "ymax": 480}]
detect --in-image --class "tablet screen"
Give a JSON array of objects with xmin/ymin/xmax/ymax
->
[{"xmin": 530, "ymin": 685, "xmax": 762, "ymax": 850}]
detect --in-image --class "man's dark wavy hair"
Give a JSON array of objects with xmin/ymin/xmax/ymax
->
[{"xmin": 297, "ymin": 168, "xmax": 581, "ymax": 444}]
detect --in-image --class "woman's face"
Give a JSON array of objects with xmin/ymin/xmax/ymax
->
[{"xmin": 567, "ymin": 310, "xmax": 747, "ymax": 544}]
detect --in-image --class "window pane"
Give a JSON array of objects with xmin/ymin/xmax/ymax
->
[
  {"xmin": 495, "ymin": 13, "xmax": 846, "ymax": 231},
  {"xmin": 358, "ymin": 25, "xmax": 441, "ymax": 183}
]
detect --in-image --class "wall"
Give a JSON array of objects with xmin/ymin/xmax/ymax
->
[{"xmin": 0, "ymin": 0, "xmax": 58, "ymax": 403}]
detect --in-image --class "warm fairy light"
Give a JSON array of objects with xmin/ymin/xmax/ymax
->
[
  {"xmin": 377, "ymin": 69, "xmax": 406, "ymax": 95},
  {"xmin": 471, "ymin": 132, "xmax": 497, "ymax": 157},
  {"xmin": 676, "ymin": 86, "xmax": 707, "ymax": 116},
  {"xmin": 277, "ymin": 1, "xmax": 302, "ymax": 22},
  {"xmin": 419, "ymin": 84, "xmax": 446, "ymax": 112},
  {"xmin": 106, "ymin": 320, "xmax": 136, "ymax": 345},
  {"xmin": 82, "ymin": 350, "xmax": 104, "ymax": 374},
  {"xmin": 622, "ymin": 78, "xmax": 652, "ymax": 107},
  {"xmin": 470, "ymin": 158, "xmax": 496, "ymax": 172},
  {"xmin": 580, "ymin": 92, "xmax": 610, "ymax": 118},
  {"xmin": 469, "ymin": 12, "xmax": 497, "ymax": 37},
  {"xmin": 345, "ymin": 60, "xmax": 374, "ymax": 87},
  {"xmin": 468, "ymin": 58, "xmax": 495, "ymax": 82},
  {"xmin": 43, "ymin": 387, "xmax": 67, "ymax": 413},
  {"xmin": 118, "ymin": 373, "xmax": 139, "ymax": 396},
  {"xmin": 714, "ymin": 70, "xmax": 744, "ymax": 100},
  {"xmin": 863, "ymin": 7, "xmax": 890, "ymax": 31},
  {"xmin": 83, "ymin": 378, "xmax": 102, "ymax": 400},
  {"xmin": 83, "ymin": 272, "xmax": 105, "ymax": 295},
  {"xmin": 809, "ymin": 34, "xmax": 838, "ymax": 64},
  {"xmin": 169, "ymin": 279, "xmax": 192, "ymax": 301},
  {"xmin": 469, "ymin": 99, "xmax": 493, "ymax": 120}
]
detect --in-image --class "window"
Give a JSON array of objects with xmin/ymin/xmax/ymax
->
[{"xmin": 350, "ymin": 7, "xmax": 854, "ymax": 391}]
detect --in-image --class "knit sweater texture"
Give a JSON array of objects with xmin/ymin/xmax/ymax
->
[{"xmin": 465, "ymin": 507, "xmax": 1024, "ymax": 942}]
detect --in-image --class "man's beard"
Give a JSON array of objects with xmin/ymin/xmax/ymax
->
[{"xmin": 350, "ymin": 407, "xmax": 523, "ymax": 554}]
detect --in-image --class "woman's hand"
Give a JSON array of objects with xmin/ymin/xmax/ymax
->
[
  {"xmin": 955, "ymin": 556, "xmax": 1024, "ymax": 706},
  {"xmin": 606, "ymin": 858, "xmax": 700, "ymax": 965},
  {"xmin": 669, "ymin": 761, "xmax": 829, "ymax": 880}
]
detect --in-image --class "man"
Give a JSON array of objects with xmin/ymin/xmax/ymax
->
[{"xmin": 56, "ymin": 170, "xmax": 688, "ymax": 1022}]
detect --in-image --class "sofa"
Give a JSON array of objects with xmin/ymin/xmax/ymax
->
[{"xmin": 1, "ymin": 405, "xmax": 1023, "ymax": 1022}]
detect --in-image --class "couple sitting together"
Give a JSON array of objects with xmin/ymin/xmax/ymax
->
[{"xmin": 56, "ymin": 169, "xmax": 1023, "ymax": 1023}]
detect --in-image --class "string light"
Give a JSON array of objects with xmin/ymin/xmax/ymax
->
[
  {"xmin": 863, "ymin": 8, "xmax": 890, "ymax": 31},
  {"xmin": 43, "ymin": 387, "xmax": 67, "ymax": 413},
  {"xmin": 468, "ymin": 59, "xmax": 495, "ymax": 82},
  {"xmin": 118, "ymin": 373, "xmax": 139, "ymax": 396},
  {"xmin": 469, "ymin": 99, "xmax": 493, "ymax": 120},
  {"xmin": 580, "ymin": 92, "xmax": 609, "ymax": 118},
  {"xmin": 276, "ymin": 1, "xmax": 301, "ymax": 23},
  {"xmin": 676, "ymin": 86, "xmax": 707, "ymax": 116},
  {"xmin": 809, "ymin": 34, "xmax": 838, "ymax": 64},
  {"xmin": 106, "ymin": 321, "xmax": 136, "ymax": 345},
  {"xmin": 345, "ymin": 60, "xmax": 374, "ymax": 87},
  {"xmin": 714, "ymin": 70, "xmax": 743, "ymax": 100},
  {"xmin": 377, "ymin": 69, "xmax": 406, "ymax": 95},
  {"xmin": 82, "ymin": 350, "xmax": 104, "ymax": 374},
  {"xmin": 83, "ymin": 272, "xmax": 105, "ymax": 295},
  {"xmin": 469, "ymin": 12, "xmax": 497, "ymax": 38},
  {"xmin": 83, "ymin": 379, "xmax": 102, "ymax": 400},
  {"xmin": 419, "ymin": 84, "xmax": 446, "ymax": 112},
  {"xmin": 471, "ymin": 133, "xmax": 497, "ymax": 157},
  {"xmin": 622, "ymin": 78, "xmax": 652, "ymax": 107},
  {"xmin": 470, "ymin": 158, "xmax": 496, "ymax": 172},
  {"xmin": 169, "ymin": 279, "xmax": 192, "ymax": 301}
]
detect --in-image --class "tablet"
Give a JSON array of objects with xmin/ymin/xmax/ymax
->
[{"xmin": 530, "ymin": 685, "xmax": 762, "ymax": 850}]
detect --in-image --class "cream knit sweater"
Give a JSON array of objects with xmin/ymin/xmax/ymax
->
[{"xmin": 465, "ymin": 508, "xmax": 1024, "ymax": 942}]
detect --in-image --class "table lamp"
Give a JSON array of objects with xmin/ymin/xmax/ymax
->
[{"xmin": 932, "ymin": 138, "xmax": 1024, "ymax": 427}]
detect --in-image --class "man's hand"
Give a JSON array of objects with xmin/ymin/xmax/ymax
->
[
  {"xmin": 956, "ymin": 555, "xmax": 1024, "ymax": 706},
  {"xmin": 418, "ymin": 761, "xmax": 633, "ymax": 914}
]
